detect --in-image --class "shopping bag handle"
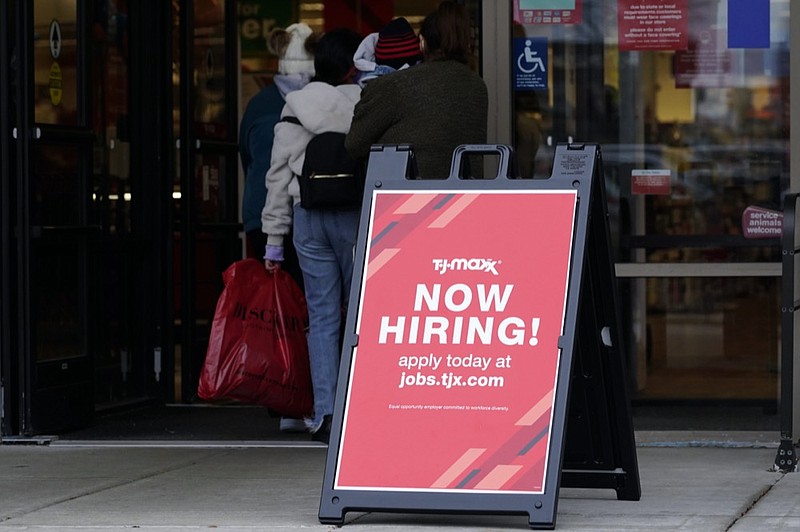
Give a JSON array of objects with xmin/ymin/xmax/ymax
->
[{"xmin": 448, "ymin": 144, "xmax": 518, "ymax": 180}]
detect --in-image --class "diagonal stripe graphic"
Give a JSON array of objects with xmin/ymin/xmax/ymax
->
[
  {"xmin": 433, "ymin": 194, "xmax": 455, "ymax": 209},
  {"xmin": 516, "ymin": 389, "xmax": 554, "ymax": 426},
  {"xmin": 366, "ymin": 248, "xmax": 401, "ymax": 280},
  {"xmin": 428, "ymin": 194, "xmax": 478, "ymax": 228},
  {"xmin": 430, "ymin": 448, "xmax": 486, "ymax": 488},
  {"xmin": 455, "ymin": 469, "xmax": 481, "ymax": 489},
  {"xmin": 454, "ymin": 413, "xmax": 551, "ymax": 491},
  {"xmin": 519, "ymin": 426, "xmax": 550, "ymax": 456},
  {"xmin": 394, "ymin": 194, "xmax": 439, "ymax": 214},
  {"xmin": 474, "ymin": 464, "xmax": 524, "ymax": 490},
  {"xmin": 370, "ymin": 221, "xmax": 398, "ymax": 246}
]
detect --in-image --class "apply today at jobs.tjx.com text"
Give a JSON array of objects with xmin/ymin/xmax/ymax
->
[{"xmin": 375, "ymin": 282, "xmax": 544, "ymax": 395}]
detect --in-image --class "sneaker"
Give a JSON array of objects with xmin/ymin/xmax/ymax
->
[
  {"xmin": 279, "ymin": 417, "xmax": 308, "ymax": 433},
  {"xmin": 311, "ymin": 415, "xmax": 332, "ymax": 444}
]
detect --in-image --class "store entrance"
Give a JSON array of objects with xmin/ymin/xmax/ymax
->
[
  {"xmin": 4, "ymin": 0, "xmax": 469, "ymax": 440},
  {"xmin": 0, "ymin": 0, "xmax": 180, "ymax": 437}
]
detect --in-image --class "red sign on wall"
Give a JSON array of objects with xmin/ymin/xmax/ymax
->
[
  {"xmin": 334, "ymin": 190, "xmax": 577, "ymax": 493},
  {"xmin": 631, "ymin": 169, "xmax": 671, "ymax": 195},
  {"xmin": 618, "ymin": 0, "xmax": 688, "ymax": 51}
]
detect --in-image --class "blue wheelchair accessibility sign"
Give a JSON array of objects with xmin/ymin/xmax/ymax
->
[{"xmin": 514, "ymin": 37, "xmax": 548, "ymax": 90}]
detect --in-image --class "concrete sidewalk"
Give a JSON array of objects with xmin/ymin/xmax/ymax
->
[{"xmin": 0, "ymin": 433, "xmax": 798, "ymax": 531}]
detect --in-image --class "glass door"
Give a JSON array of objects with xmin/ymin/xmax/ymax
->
[
  {"xmin": 0, "ymin": 0, "xmax": 14, "ymax": 436},
  {"xmin": 11, "ymin": 0, "xmax": 95, "ymax": 434},
  {"xmin": 89, "ymin": 0, "xmax": 167, "ymax": 410},
  {"xmin": 174, "ymin": 0, "xmax": 240, "ymax": 402},
  {"xmin": 2, "ymin": 0, "xmax": 176, "ymax": 437}
]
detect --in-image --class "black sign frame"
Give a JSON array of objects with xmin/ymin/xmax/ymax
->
[{"xmin": 318, "ymin": 144, "xmax": 640, "ymax": 529}]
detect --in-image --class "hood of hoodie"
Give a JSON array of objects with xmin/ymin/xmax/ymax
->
[
  {"xmin": 353, "ymin": 33, "xmax": 379, "ymax": 74},
  {"xmin": 283, "ymin": 81, "xmax": 361, "ymax": 135}
]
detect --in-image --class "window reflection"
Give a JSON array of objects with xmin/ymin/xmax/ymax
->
[
  {"xmin": 33, "ymin": 0, "xmax": 79, "ymax": 125},
  {"xmin": 512, "ymin": 0, "xmax": 789, "ymax": 402}
]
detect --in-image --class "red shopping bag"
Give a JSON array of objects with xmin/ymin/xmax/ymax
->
[{"xmin": 197, "ymin": 259, "xmax": 313, "ymax": 418}]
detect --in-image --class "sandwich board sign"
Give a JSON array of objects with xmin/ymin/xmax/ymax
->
[{"xmin": 319, "ymin": 144, "xmax": 640, "ymax": 529}]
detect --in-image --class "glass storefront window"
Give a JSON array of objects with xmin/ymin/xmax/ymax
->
[
  {"xmin": 195, "ymin": 0, "xmax": 228, "ymax": 139},
  {"xmin": 513, "ymin": 0, "xmax": 789, "ymax": 257},
  {"xmin": 511, "ymin": 0, "xmax": 790, "ymax": 402},
  {"xmin": 33, "ymin": 1, "xmax": 79, "ymax": 125},
  {"xmin": 639, "ymin": 276, "xmax": 779, "ymax": 400},
  {"xmin": 91, "ymin": 1, "xmax": 131, "ymax": 236}
]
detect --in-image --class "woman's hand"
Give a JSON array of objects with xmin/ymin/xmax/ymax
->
[
  {"xmin": 264, "ymin": 259, "xmax": 282, "ymax": 273},
  {"xmin": 264, "ymin": 243, "xmax": 284, "ymax": 273}
]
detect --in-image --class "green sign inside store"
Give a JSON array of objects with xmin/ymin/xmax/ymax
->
[{"xmin": 239, "ymin": 0, "xmax": 292, "ymax": 57}]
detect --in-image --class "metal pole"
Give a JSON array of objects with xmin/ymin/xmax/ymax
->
[{"xmin": 776, "ymin": 193, "xmax": 798, "ymax": 472}]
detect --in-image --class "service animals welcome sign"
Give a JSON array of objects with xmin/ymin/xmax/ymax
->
[{"xmin": 334, "ymin": 189, "xmax": 577, "ymax": 493}]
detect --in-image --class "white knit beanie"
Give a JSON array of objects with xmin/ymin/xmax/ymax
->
[{"xmin": 277, "ymin": 23, "xmax": 315, "ymax": 76}]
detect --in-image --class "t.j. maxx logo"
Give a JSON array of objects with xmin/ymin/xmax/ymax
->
[{"xmin": 432, "ymin": 258, "xmax": 500, "ymax": 276}]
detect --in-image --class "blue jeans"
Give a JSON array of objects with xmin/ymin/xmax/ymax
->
[{"xmin": 293, "ymin": 204, "xmax": 360, "ymax": 429}]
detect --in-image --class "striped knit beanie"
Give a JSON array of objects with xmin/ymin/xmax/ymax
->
[{"xmin": 374, "ymin": 17, "xmax": 422, "ymax": 70}]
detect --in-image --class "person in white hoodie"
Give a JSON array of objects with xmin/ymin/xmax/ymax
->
[{"xmin": 261, "ymin": 28, "xmax": 363, "ymax": 443}]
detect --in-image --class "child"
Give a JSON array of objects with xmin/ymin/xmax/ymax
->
[
  {"xmin": 346, "ymin": 2, "xmax": 488, "ymax": 178},
  {"xmin": 353, "ymin": 17, "xmax": 422, "ymax": 86}
]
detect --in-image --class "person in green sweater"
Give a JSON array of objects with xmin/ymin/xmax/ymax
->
[{"xmin": 345, "ymin": 1, "xmax": 488, "ymax": 178}]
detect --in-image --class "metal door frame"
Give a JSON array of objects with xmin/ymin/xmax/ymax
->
[
  {"xmin": 176, "ymin": 0, "xmax": 240, "ymax": 403},
  {"xmin": 791, "ymin": 0, "xmax": 800, "ymax": 438},
  {"xmin": 0, "ymin": 0, "xmax": 14, "ymax": 437},
  {"xmin": 0, "ymin": 0, "xmax": 96, "ymax": 436}
]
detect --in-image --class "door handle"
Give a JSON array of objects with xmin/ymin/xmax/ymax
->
[
  {"xmin": 30, "ymin": 225, "xmax": 103, "ymax": 238},
  {"xmin": 547, "ymin": 135, "xmax": 574, "ymax": 146},
  {"xmin": 174, "ymin": 139, "xmax": 201, "ymax": 150}
]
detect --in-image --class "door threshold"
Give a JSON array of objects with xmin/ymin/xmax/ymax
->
[{"xmin": 1, "ymin": 435, "xmax": 57, "ymax": 445}]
